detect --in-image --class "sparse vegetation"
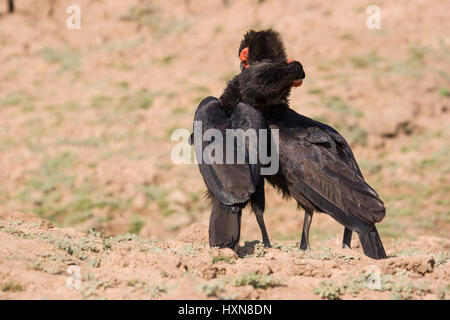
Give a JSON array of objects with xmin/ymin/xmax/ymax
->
[
  {"xmin": 118, "ymin": 89, "xmax": 156, "ymax": 111},
  {"xmin": 322, "ymin": 96, "xmax": 363, "ymax": 118},
  {"xmin": 148, "ymin": 282, "xmax": 178, "ymax": 299},
  {"xmin": 0, "ymin": 91, "xmax": 34, "ymax": 109},
  {"xmin": 197, "ymin": 281, "xmax": 226, "ymax": 297},
  {"xmin": 2, "ymin": 281, "xmax": 24, "ymax": 292},
  {"xmin": 436, "ymin": 285, "xmax": 450, "ymax": 300},
  {"xmin": 431, "ymin": 251, "xmax": 449, "ymax": 266},
  {"xmin": 129, "ymin": 215, "xmax": 145, "ymax": 235},
  {"xmin": 314, "ymin": 281, "xmax": 344, "ymax": 300},
  {"xmin": 0, "ymin": 0, "xmax": 448, "ymax": 301},
  {"xmin": 233, "ymin": 273, "xmax": 284, "ymax": 289},
  {"xmin": 40, "ymin": 46, "xmax": 81, "ymax": 73},
  {"xmin": 211, "ymin": 255, "xmax": 235, "ymax": 264},
  {"xmin": 120, "ymin": 4, "xmax": 190, "ymax": 39},
  {"xmin": 253, "ymin": 242, "xmax": 267, "ymax": 258},
  {"xmin": 349, "ymin": 51, "xmax": 382, "ymax": 69},
  {"xmin": 314, "ymin": 269, "xmax": 437, "ymax": 300}
]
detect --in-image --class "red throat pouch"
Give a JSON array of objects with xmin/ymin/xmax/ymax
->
[{"xmin": 240, "ymin": 47, "xmax": 249, "ymax": 69}]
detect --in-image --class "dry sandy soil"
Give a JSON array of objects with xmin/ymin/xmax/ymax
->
[
  {"xmin": 0, "ymin": 0, "xmax": 449, "ymax": 299},
  {"xmin": 0, "ymin": 211, "xmax": 449, "ymax": 300}
]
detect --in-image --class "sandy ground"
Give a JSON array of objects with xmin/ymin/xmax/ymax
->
[
  {"xmin": 0, "ymin": 0, "xmax": 449, "ymax": 299},
  {"xmin": 0, "ymin": 212, "xmax": 449, "ymax": 300}
]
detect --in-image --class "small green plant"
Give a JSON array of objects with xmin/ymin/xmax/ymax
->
[
  {"xmin": 128, "ymin": 215, "xmax": 145, "ymax": 235},
  {"xmin": 120, "ymin": 4, "xmax": 189, "ymax": 39},
  {"xmin": 349, "ymin": 51, "xmax": 382, "ymax": 69},
  {"xmin": 127, "ymin": 279, "xmax": 147, "ymax": 292},
  {"xmin": 314, "ymin": 270, "xmax": 433, "ymax": 300},
  {"xmin": 139, "ymin": 185, "xmax": 169, "ymax": 211},
  {"xmin": 389, "ymin": 280, "xmax": 431, "ymax": 300},
  {"xmin": 436, "ymin": 285, "xmax": 450, "ymax": 300},
  {"xmin": 158, "ymin": 54, "xmax": 178, "ymax": 65},
  {"xmin": 176, "ymin": 244, "xmax": 199, "ymax": 257},
  {"xmin": 323, "ymin": 96, "xmax": 363, "ymax": 117},
  {"xmin": 40, "ymin": 46, "xmax": 81, "ymax": 73},
  {"xmin": 147, "ymin": 282, "xmax": 178, "ymax": 299},
  {"xmin": 233, "ymin": 272, "xmax": 284, "ymax": 289},
  {"xmin": 82, "ymin": 273, "xmax": 117, "ymax": 299},
  {"xmin": 30, "ymin": 260, "xmax": 64, "ymax": 275},
  {"xmin": 120, "ymin": 5, "xmax": 160, "ymax": 27},
  {"xmin": 431, "ymin": 251, "xmax": 449, "ymax": 266},
  {"xmin": 313, "ymin": 281, "xmax": 344, "ymax": 300},
  {"xmin": 90, "ymin": 95, "xmax": 114, "ymax": 109},
  {"xmin": 253, "ymin": 242, "xmax": 267, "ymax": 258},
  {"xmin": 359, "ymin": 159, "xmax": 383, "ymax": 175},
  {"xmin": 0, "ymin": 91, "xmax": 34, "ymax": 109},
  {"xmin": 197, "ymin": 281, "xmax": 226, "ymax": 297},
  {"xmin": 438, "ymin": 86, "xmax": 450, "ymax": 97},
  {"xmin": 2, "ymin": 281, "xmax": 24, "ymax": 292},
  {"xmin": 386, "ymin": 45, "xmax": 428, "ymax": 78},
  {"xmin": 87, "ymin": 258, "xmax": 101, "ymax": 268},
  {"xmin": 308, "ymin": 88, "xmax": 323, "ymax": 95},
  {"xmin": 211, "ymin": 255, "xmax": 235, "ymax": 264},
  {"xmin": 118, "ymin": 89, "xmax": 155, "ymax": 111},
  {"xmin": 297, "ymin": 246, "xmax": 333, "ymax": 260}
]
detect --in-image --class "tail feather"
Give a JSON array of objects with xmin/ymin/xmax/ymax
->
[
  {"xmin": 209, "ymin": 197, "xmax": 242, "ymax": 250},
  {"xmin": 358, "ymin": 226, "xmax": 387, "ymax": 259}
]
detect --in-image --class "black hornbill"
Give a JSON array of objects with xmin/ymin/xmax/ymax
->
[{"xmin": 192, "ymin": 29, "xmax": 387, "ymax": 259}]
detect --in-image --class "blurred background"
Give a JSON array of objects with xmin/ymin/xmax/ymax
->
[{"xmin": 0, "ymin": 0, "xmax": 448, "ymax": 245}]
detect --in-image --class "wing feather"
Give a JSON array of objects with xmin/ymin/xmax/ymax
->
[
  {"xmin": 270, "ymin": 108, "xmax": 385, "ymax": 232},
  {"xmin": 193, "ymin": 97, "xmax": 264, "ymax": 206}
]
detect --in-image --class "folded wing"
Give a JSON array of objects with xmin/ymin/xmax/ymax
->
[
  {"xmin": 270, "ymin": 108, "xmax": 385, "ymax": 233},
  {"xmin": 192, "ymin": 97, "xmax": 265, "ymax": 207}
]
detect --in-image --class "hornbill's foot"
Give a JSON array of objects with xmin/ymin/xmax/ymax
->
[
  {"xmin": 299, "ymin": 243, "xmax": 310, "ymax": 251},
  {"xmin": 263, "ymin": 240, "xmax": 272, "ymax": 248}
]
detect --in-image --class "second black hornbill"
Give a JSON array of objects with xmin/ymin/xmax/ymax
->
[{"xmin": 192, "ymin": 29, "xmax": 387, "ymax": 259}]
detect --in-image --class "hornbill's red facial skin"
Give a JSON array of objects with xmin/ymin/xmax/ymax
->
[
  {"xmin": 194, "ymin": 29, "xmax": 387, "ymax": 259},
  {"xmin": 238, "ymin": 31, "xmax": 303, "ymax": 87},
  {"xmin": 238, "ymin": 29, "xmax": 287, "ymax": 66},
  {"xmin": 240, "ymin": 49, "xmax": 303, "ymax": 87}
]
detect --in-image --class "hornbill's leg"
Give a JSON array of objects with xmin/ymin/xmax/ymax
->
[
  {"xmin": 8, "ymin": 0, "xmax": 14, "ymax": 13},
  {"xmin": 251, "ymin": 179, "xmax": 271, "ymax": 248},
  {"xmin": 342, "ymin": 227, "xmax": 352, "ymax": 249},
  {"xmin": 299, "ymin": 208, "xmax": 313, "ymax": 250}
]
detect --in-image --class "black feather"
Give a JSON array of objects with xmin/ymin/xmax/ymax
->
[{"xmin": 194, "ymin": 29, "xmax": 387, "ymax": 259}]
